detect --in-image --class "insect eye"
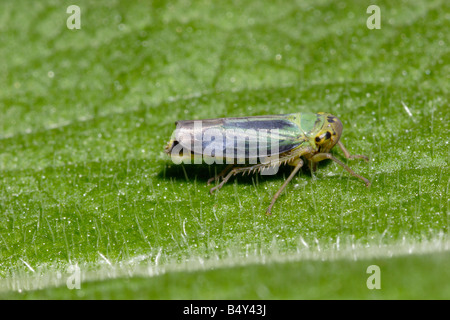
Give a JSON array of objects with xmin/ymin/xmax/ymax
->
[{"xmin": 315, "ymin": 131, "xmax": 332, "ymax": 144}]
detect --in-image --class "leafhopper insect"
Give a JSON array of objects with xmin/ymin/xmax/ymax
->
[{"xmin": 165, "ymin": 112, "xmax": 370, "ymax": 215}]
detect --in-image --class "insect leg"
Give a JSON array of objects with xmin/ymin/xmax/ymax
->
[
  {"xmin": 337, "ymin": 141, "xmax": 369, "ymax": 162},
  {"xmin": 266, "ymin": 159, "xmax": 304, "ymax": 216},
  {"xmin": 311, "ymin": 153, "xmax": 370, "ymax": 187},
  {"xmin": 207, "ymin": 164, "xmax": 234, "ymax": 186},
  {"xmin": 209, "ymin": 164, "xmax": 262, "ymax": 194},
  {"xmin": 308, "ymin": 160, "xmax": 318, "ymax": 181}
]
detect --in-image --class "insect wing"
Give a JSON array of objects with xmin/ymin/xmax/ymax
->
[{"xmin": 173, "ymin": 115, "xmax": 305, "ymax": 164}]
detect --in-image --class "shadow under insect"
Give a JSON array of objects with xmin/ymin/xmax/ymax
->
[{"xmin": 160, "ymin": 158, "xmax": 334, "ymax": 185}]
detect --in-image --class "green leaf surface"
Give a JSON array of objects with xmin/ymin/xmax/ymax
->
[{"xmin": 0, "ymin": 0, "xmax": 448, "ymax": 299}]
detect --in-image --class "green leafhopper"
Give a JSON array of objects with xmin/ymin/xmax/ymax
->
[{"xmin": 165, "ymin": 112, "xmax": 370, "ymax": 215}]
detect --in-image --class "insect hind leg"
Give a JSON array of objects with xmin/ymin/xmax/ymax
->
[
  {"xmin": 207, "ymin": 164, "xmax": 234, "ymax": 186},
  {"xmin": 209, "ymin": 163, "xmax": 268, "ymax": 194}
]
